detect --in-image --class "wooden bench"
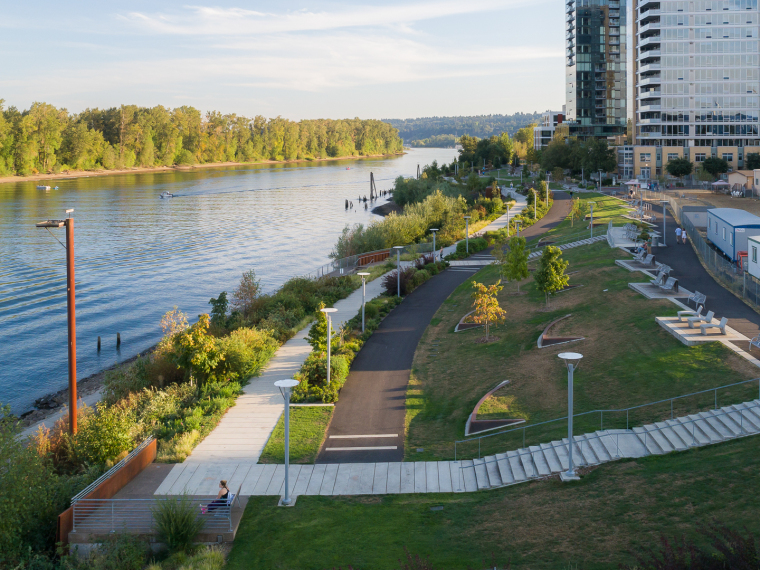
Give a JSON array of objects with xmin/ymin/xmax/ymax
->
[
  {"xmin": 700, "ymin": 317, "xmax": 728, "ymax": 336},
  {"xmin": 688, "ymin": 310, "xmax": 714, "ymax": 329},
  {"xmin": 659, "ymin": 277, "xmax": 679, "ymax": 293},
  {"xmin": 678, "ymin": 305, "xmax": 703, "ymax": 322}
]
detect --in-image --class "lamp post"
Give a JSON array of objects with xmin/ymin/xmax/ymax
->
[
  {"xmin": 463, "ymin": 216, "xmax": 471, "ymax": 254},
  {"xmin": 660, "ymin": 199, "xmax": 668, "ymax": 246},
  {"xmin": 533, "ymin": 189, "xmax": 537, "ymax": 219},
  {"xmin": 506, "ymin": 204, "xmax": 511, "ymax": 237},
  {"xmin": 589, "ymin": 202, "xmax": 595, "ymax": 238},
  {"xmin": 430, "ymin": 228, "xmax": 439, "ymax": 260},
  {"xmin": 357, "ymin": 272, "xmax": 370, "ymax": 333},
  {"xmin": 516, "ymin": 220, "xmax": 522, "ymax": 237},
  {"xmin": 598, "ymin": 170, "xmax": 603, "ymax": 193},
  {"xmin": 546, "ymin": 173, "xmax": 550, "ymax": 204},
  {"xmin": 274, "ymin": 378, "xmax": 300, "ymax": 506},
  {"xmin": 320, "ymin": 308, "xmax": 338, "ymax": 385},
  {"xmin": 558, "ymin": 352, "xmax": 583, "ymax": 481},
  {"xmin": 393, "ymin": 245, "xmax": 404, "ymax": 297},
  {"xmin": 36, "ymin": 210, "xmax": 78, "ymax": 435}
]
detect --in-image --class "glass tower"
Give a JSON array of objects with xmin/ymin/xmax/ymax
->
[{"xmin": 566, "ymin": 0, "xmax": 628, "ymax": 139}]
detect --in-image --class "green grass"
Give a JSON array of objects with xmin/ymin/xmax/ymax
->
[
  {"xmin": 540, "ymin": 193, "xmax": 631, "ymax": 242},
  {"xmin": 258, "ymin": 407, "xmax": 333, "ymax": 463},
  {"xmin": 227, "ymin": 435, "xmax": 760, "ymax": 570},
  {"xmin": 406, "ymin": 241, "xmax": 759, "ymax": 461}
]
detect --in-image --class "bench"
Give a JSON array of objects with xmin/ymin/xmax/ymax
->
[
  {"xmin": 700, "ymin": 317, "xmax": 728, "ymax": 335},
  {"xmin": 633, "ymin": 249, "xmax": 646, "ymax": 262},
  {"xmin": 641, "ymin": 254, "xmax": 656, "ymax": 266},
  {"xmin": 678, "ymin": 305, "xmax": 703, "ymax": 322},
  {"xmin": 688, "ymin": 310, "xmax": 714, "ymax": 329},
  {"xmin": 659, "ymin": 277, "xmax": 679, "ymax": 293},
  {"xmin": 650, "ymin": 271, "xmax": 669, "ymax": 287},
  {"xmin": 749, "ymin": 335, "xmax": 760, "ymax": 352},
  {"xmin": 687, "ymin": 291, "xmax": 707, "ymax": 308}
]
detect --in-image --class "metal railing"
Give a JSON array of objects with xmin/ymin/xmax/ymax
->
[
  {"xmin": 71, "ymin": 437, "xmax": 155, "ymax": 505},
  {"xmin": 454, "ymin": 377, "xmax": 760, "ymax": 460},
  {"xmin": 72, "ymin": 498, "xmax": 233, "ymax": 534},
  {"xmin": 307, "ymin": 242, "xmax": 435, "ymax": 279},
  {"xmin": 526, "ymin": 226, "xmax": 607, "ymax": 255}
]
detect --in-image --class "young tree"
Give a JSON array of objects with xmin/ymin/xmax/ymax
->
[
  {"xmin": 208, "ymin": 291, "xmax": 228, "ymax": 326},
  {"xmin": 746, "ymin": 153, "xmax": 760, "ymax": 170},
  {"xmin": 307, "ymin": 302, "xmax": 328, "ymax": 351},
  {"xmin": 665, "ymin": 157, "xmax": 694, "ymax": 180},
  {"xmin": 551, "ymin": 166, "xmax": 565, "ymax": 184},
  {"xmin": 231, "ymin": 269, "xmax": 261, "ymax": 317},
  {"xmin": 504, "ymin": 236, "xmax": 530, "ymax": 292},
  {"xmin": 471, "ymin": 280, "xmax": 507, "ymax": 341},
  {"xmin": 702, "ymin": 157, "xmax": 729, "ymax": 179},
  {"xmin": 534, "ymin": 245, "xmax": 569, "ymax": 306}
]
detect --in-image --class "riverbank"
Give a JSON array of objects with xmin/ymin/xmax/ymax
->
[{"xmin": 0, "ymin": 152, "xmax": 405, "ymax": 185}]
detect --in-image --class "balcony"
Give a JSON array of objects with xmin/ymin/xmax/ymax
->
[
  {"xmin": 639, "ymin": 21, "xmax": 661, "ymax": 33},
  {"xmin": 639, "ymin": 117, "xmax": 662, "ymax": 124},
  {"xmin": 610, "ymin": 10, "xmax": 620, "ymax": 17},
  {"xmin": 567, "ymin": 31, "xmax": 575, "ymax": 39},
  {"xmin": 638, "ymin": 131, "xmax": 663, "ymax": 138},
  {"xmin": 637, "ymin": 0, "xmax": 660, "ymax": 10},
  {"xmin": 609, "ymin": 28, "xmax": 621, "ymax": 36},
  {"xmin": 610, "ymin": 1, "xmax": 620, "ymax": 7},
  {"xmin": 638, "ymin": 49, "xmax": 661, "ymax": 60},
  {"xmin": 609, "ymin": 39, "xmax": 621, "ymax": 45},
  {"xmin": 638, "ymin": 8, "xmax": 661, "ymax": 20},
  {"xmin": 639, "ymin": 104, "xmax": 662, "ymax": 111},
  {"xmin": 639, "ymin": 35, "xmax": 661, "ymax": 48},
  {"xmin": 638, "ymin": 75, "xmax": 661, "ymax": 87}
]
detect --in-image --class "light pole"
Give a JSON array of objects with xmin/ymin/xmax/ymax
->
[
  {"xmin": 589, "ymin": 202, "xmax": 595, "ymax": 239},
  {"xmin": 274, "ymin": 378, "xmax": 300, "ymax": 506},
  {"xmin": 546, "ymin": 173, "xmax": 550, "ymax": 204},
  {"xmin": 320, "ymin": 307, "xmax": 337, "ymax": 385},
  {"xmin": 533, "ymin": 189, "xmax": 537, "ymax": 219},
  {"xmin": 463, "ymin": 216, "xmax": 471, "ymax": 254},
  {"xmin": 660, "ymin": 200, "xmax": 668, "ymax": 246},
  {"xmin": 598, "ymin": 170, "xmax": 603, "ymax": 193},
  {"xmin": 558, "ymin": 352, "xmax": 583, "ymax": 482},
  {"xmin": 506, "ymin": 204, "xmax": 511, "ymax": 237},
  {"xmin": 516, "ymin": 220, "xmax": 522, "ymax": 237},
  {"xmin": 36, "ymin": 209, "xmax": 78, "ymax": 435},
  {"xmin": 393, "ymin": 245, "xmax": 404, "ymax": 297},
  {"xmin": 430, "ymin": 228, "xmax": 439, "ymax": 259},
  {"xmin": 357, "ymin": 272, "xmax": 369, "ymax": 333}
]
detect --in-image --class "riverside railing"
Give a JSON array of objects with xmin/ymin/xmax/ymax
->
[
  {"xmin": 454, "ymin": 377, "xmax": 760, "ymax": 461},
  {"xmin": 307, "ymin": 242, "xmax": 436, "ymax": 279}
]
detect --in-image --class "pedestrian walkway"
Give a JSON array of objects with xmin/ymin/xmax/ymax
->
[
  {"xmin": 183, "ymin": 275, "xmax": 389, "ymax": 465},
  {"xmin": 155, "ymin": 397, "xmax": 760, "ymax": 496}
]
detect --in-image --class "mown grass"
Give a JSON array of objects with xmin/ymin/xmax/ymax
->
[
  {"xmin": 258, "ymin": 407, "xmax": 333, "ymax": 464},
  {"xmin": 406, "ymin": 241, "xmax": 759, "ymax": 461},
  {"xmin": 538, "ymin": 193, "xmax": 631, "ymax": 243},
  {"xmin": 227, "ymin": 435, "xmax": 760, "ymax": 570}
]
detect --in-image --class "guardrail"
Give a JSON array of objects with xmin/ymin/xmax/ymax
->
[
  {"xmin": 307, "ymin": 243, "xmax": 436, "ymax": 279},
  {"xmin": 454, "ymin": 377, "xmax": 760, "ymax": 460},
  {"xmin": 72, "ymin": 498, "xmax": 233, "ymax": 534}
]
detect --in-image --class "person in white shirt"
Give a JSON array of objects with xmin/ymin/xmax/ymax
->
[
  {"xmin": 675, "ymin": 227, "xmax": 682, "ymax": 244},
  {"xmin": 681, "ymin": 230, "xmax": 687, "ymax": 245}
]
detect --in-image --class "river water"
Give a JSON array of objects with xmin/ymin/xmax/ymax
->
[{"xmin": 0, "ymin": 148, "xmax": 458, "ymax": 413}]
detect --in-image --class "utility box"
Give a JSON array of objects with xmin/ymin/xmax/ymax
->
[{"xmin": 706, "ymin": 208, "xmax": 760, "ymax": 262}]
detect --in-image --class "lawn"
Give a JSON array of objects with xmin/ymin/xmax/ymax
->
[
  {"xmin": 226, "ymin": 434, "xmax": 760, "ymax": 570},
  {"xmin": 258, "ymin": 407, "xmax": 333, "ymax": 464},
  {"xmin": 405, "ymin": 241, "xmax": 759, "ymax": 461},
  {"xmin": 535, "ymin": 193, "xmax": 632, "ymax": 243}
]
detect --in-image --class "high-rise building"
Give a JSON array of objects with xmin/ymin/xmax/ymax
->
[
  {"xmin": 632, "ymin": 0, "xmax": 760, "ymax": 176},
  {"xmin": 565, "ymin": 0, "xmax": 628, "ymax": 140}
]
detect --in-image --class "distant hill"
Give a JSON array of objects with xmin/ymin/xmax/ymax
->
[{"xmin": 384, "ymin": 113, "xmax": 543, "ymax": 147}]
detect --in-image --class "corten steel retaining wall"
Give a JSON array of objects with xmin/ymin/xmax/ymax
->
[
  {"xmin": 357, "ymin": 249, "xmax": 390, "ymax": 265},
  {"xmin": 57, "ymin": 438, "xmax": 157, "ymax": 546}
]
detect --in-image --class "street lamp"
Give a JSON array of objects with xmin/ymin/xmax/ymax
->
[
  {"xmin": 660, "ymin": 200, "xmax": 668, "ymax": 246},
  {"xmin": 533, "ymin": 189, "xmax": 537, "ymax": 219},
  {"xmin": 430, "ymin": 228, "xmax": 439, "ymax": 260},
  {"xmin": 320, "ymin": 307, "xmax": 338, "ymax": 386},
  {"xmin": 36, "ymin": 209, "xmax": 78, "ymax": 435},
  {"xmin": 357, "ymin": 272, "xmax": 370, "ymax": 333},
  {"xmin": 588, "ymin": 201, "xmax": 596, "ymax": 239},
  {"xmin": 274, "ymin": 378, "xmax": 300, "ymax": 506},
  {"xmin": 516, "ymin": 220, "xmax": 522, "ymax": 237},
  {"xmin": 546, "ymin": 173, "xmax": 550, "ymax": 204},
  {"xmin": 558, "ymin": 352, "xmax": 583, "ymax": 481},
  {"xmin": 463, "ymin": 216, "xmax": 471, "ymax": 254},
  {"xmin": 598, "ymin": 170, "xmax": 603, "ymax": 193},
  {"xmin": 393, "ymin": 245, "xmax": 404, "ymax": 297}
]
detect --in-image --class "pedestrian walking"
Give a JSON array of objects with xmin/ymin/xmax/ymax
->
[
  {"xmin": 439, "ymin": 247, "xmax": 443, "ymax": 261},
  {"xmin": 682, "ymin": 229, "xmax": 688, "ymax": 245},
  {"xmin": 675, "ymin": 227, "xmax": 682, "ymax": 243}
]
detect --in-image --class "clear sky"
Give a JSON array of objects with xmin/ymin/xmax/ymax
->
[{"xmin": 1, "ymin": 0, "xmax": 565, "ymax": 120}]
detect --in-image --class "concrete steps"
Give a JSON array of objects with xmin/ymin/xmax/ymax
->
[{"xmin": 527, "ymin": 235, "xmax": 607, "ymax": 260}]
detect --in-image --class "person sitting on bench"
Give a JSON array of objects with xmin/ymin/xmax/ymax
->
[{"xmin": 202, "ymin": 480, "xmax": 230, "ymax": 514}]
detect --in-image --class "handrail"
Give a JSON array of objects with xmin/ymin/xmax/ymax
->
[
  {"xmin": 454, "ymin": 377, "xmax": 760, "ymax": 460},
  {"xmin": 71, "ymin": 436, "xmax": 155, "ymax": 505}
]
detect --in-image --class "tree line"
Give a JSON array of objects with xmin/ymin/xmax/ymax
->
[
  {"xmin": 384, "ymin": 113, "xmax": 542, "ymax": 144},
  {"xmin": 0, "ymin": 100, "xmax": 404, "ymax": 176}
]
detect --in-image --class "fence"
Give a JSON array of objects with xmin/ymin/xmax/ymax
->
[
  {"xmin": 71, "ymin": 498, "xmax": 233, "ymax": 535},
  {"xmin": 307, "ymin": 242, "xmax": 436, "ymax": 279},
  {"xmin": 526, "ymin": 225, "xmax": 607, "ymax": 255},
  {"xmin": 454, "ymin": 377, "xmax": 760, "ymax": 460}
]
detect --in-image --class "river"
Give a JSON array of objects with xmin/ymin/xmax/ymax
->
[{"xmin": 0, "ymin": 148, "xmax": 459, "ymax": 413}]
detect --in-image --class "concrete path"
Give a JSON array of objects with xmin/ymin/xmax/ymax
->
[
  {"xmin": 184, "ymin": 275, "xmax": 389, "ymax": 465},
  {"xmin": 154, "ymin": 397, "xmax": 760, "ymax": 496}
]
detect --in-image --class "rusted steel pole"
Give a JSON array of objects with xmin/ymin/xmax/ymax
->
[{"xmin": 65, "ymin": 218, "xmax": 77, "ymax": 434}]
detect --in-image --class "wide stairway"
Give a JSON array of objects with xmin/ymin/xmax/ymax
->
[{"xmin": 465, "ymin": 399, "xmax": 760, "ymax": 490}]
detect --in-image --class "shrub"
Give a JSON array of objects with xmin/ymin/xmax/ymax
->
[
  {"xmin": 214, "ymin": 327, "xmax": 278, "ymax": 382},
  {"xmin": 382, "ymin": 268, "xmax": 416, "ymax": 296},
  {"xmin": 75, "ymin": 402, "xmax": 135, "ymax": 465},
  {"xmin": 70, "ymin": 534, "xmax": 151, "ymax": 570},
  {"xmin": 292, "ymin": 353, "xmax": 350, "ymax": 403},
  {"xmin": 152, "ymin": 494, "xmax": 206, "ymax": 553}
]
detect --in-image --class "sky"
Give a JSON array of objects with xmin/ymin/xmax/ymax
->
[{"xmin": 0, "ymin": 0, "xmax": 565, "ymax": 121}]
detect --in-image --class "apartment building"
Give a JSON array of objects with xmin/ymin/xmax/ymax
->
[
  {"xmin": 631, "ymin": 0, "xmax": 760, "ymax": 177},
  {"xmin": 533, "ymin": 108, "xmax": 566, "ymax": 149}
]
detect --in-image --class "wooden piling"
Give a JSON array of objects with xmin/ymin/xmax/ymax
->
[
  {"xmin": 116, "ymin": 332, "xmax": 121, "ymax": 347},
  {"xmin": 97, "ymin": 336, "xmax": 101, "ymax": 351}
]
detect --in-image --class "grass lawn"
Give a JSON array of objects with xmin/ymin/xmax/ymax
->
[
  {"xmin": 258, "ymin": 407, "xmax": 333, "ymax": 464},
  {"xmin": 406, "ymin": 241, "xmax": 759, "ymax": 462},
  {"xmin": 226, "ymin": 435, "xmax": 760, "ymax": 570},
  {"xmin": 536, "ymin": 193, "xmax": 632, "ymax": 244}
]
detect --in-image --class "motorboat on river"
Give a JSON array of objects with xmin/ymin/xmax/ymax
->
[{"xmin": 159, "ymin": 192, "xmax": 174, "ymax": 198}]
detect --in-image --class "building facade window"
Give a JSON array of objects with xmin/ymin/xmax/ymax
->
[
  {"xmin": 695, "ymin": 153, "xmax": 707, "ymax": 162},
  {"xmin": 753, "ymin": 245, "xmax": 757, "ymax": 263},
  {"xmin": 640, "ymin": 153, "xmax": 652, "ymax": 161},
  {"xmin": 723, "ymin": 227, "xmax": 727, "ymax": 240},
  {"xmin": 723, "ymin": 153, "xmax": 734, "ymax": 161},
  {"xmin": 667, "ymin": 153, "xmax": 679, "ymax": 161}
]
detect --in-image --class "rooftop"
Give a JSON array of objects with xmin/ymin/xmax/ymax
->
[{"xmin": 708, "ymin": 208, "xmax": 760, "ymax": 226}]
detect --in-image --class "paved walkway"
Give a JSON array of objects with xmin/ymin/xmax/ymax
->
[{"xmin": 155, "ymin": 397, "xmax": 760, "ymax": 496}]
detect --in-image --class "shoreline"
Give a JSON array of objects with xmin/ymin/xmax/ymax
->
[{"xmin": 0, "ymin": 152, "xmax": 405, "ymax": 185}]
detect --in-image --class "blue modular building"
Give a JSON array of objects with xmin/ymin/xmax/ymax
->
[{"xmin": 706, "ymin": 208, "xmax": 760, "ymax": 262}]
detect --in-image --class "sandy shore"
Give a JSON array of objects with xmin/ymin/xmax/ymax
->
[{"xmin": 0, "ymin": 153, "xmax": 405, "ymax": 185}]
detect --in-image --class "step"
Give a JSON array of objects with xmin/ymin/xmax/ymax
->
[
  {"xmin": 644, "ymin": 424, "xmax": 678, "ymax": 453},
  {"xmin": 539, "ymin": 443, "xmax": 563, "ymax": 472},
  {"xmin": 726, "ymin": 405, "xmax": 760, "ymax": 432},
  {"xmin": 664, "ymin": 419, "xmax": 697, "ymax": 447},
  {"xmin": 472, "ymin": 458, "xmax": 491, "ymax": 490},
  {"xmin": 585, "ymin": 433, "xmax": 613, "ymax": 462},
  {"xmin": 674, "ymin": 416, "xmax": 713, "ymax": 445},
  {"xmin": 697, "ymin": 412, "xmax": 735, "ymax": 439},
  {"xmin": 484, "ymin": 455, "xmax": 503, "ymax": 487},
  {"xmin": 551, "ymin": 441, "xmax": 570, "ymax": 471},
  {"xmin": 594, "ymin": 431, "xmax": 623, "ymax": 459},
  {"xmin": 574, "ymin": 435, "xmax": 600, "ymax": 464},
  {"xmin": 507, "ymin": 450, "xmax": 528, "ymax": 481},
  {"xmin": 685, "ymin": 414, "xmax": 722, "ymax": 443},
  {"xmin": 561, "ymin": 437, "xmax": 589, "ymax": 467},
  {"xmin": 730, "ymin": 402, "xmax": 760, "ymax": 425},
  {"xmin": 652, "ymin": 422, "xmax": 688, "ymax": 451},
  {"xmin": 495, "ymin": 453, "xmax": 515, "ymax": 485},
  {"xmin": 632, "ymin": 426, "xmax": 665, "ymax": 454},
  {"xmin": 707, "ymin": 409, "xmax": 743, "ymax": 436},
  {"xmin": 529, "ymin": 445, "xmax": 552, "ymax": 476},
  {"xmin": 516, "ymin": 448, "xmax": 538, "ymax": 478}
]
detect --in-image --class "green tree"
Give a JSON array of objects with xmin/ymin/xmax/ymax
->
[
  {"xmin": 231, "ymin": 269, "xmax": 261, "ymax": 317},
  {"xmin": 307, "ymin": 302, "xmax": 328, "ymax": 351},
  {"xmin": 534, "ymin": 246, "xmax": 569, "ymax": 305},
  {"xmin": 746, "ymin": 153, "xmax": 760, "ymax": 170},
  {"xmin": 471, "ymin": 280, "xmax": 506, "ymax": 341},
  {"xmin": 208, "ymin": 291, "xmax": 228, "ymax": 326},
  {"xmin": 702, "ymin": 157, "xmax": 729, "ymax": 179},
  {"xmin": 581, "ymin": 138, "xmax": 616, "ymax": 174},
  {"xmin": 514, "ymin": 123, "xmax": 537, "ymax": 146},
  {"xmin": 551, "ymin": 166, "xmax": 565, "ymax": 183},
  {"xmin": 171, "ymin": 314, "xmax": 224, "ymax": 384},
  {"xmin": 665, "ymin": 157, "xmax": 693, "ymax": 180},
  {"xmin": 504, "ymin": 236, "xmax": 529, "ymax": 292}
]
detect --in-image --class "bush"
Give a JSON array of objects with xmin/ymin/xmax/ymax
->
[
  {"xmin": 214, "ymin": 327, "xmax": 278, "ymax": 382},
  {"xmin": 382, "ymin": 268, "xmax": 416, "ymax": 296},
  {"xmin": 454, "ymin": 237, "xmax": 487, "ymax": 257},
  {"xmin": 153, "ymin": 494, "xmax": 206, "ymax": 553},
  {"xmin": 70, "ymin": 534, "xmax": 151, "ymax": 570},
  {"xmin": 292, "ymin": 353, "xmax": 350, "ymax": 403},
  {"xmin": 75, "ymin": 402, "xmax": 135, "ymax": 465}
]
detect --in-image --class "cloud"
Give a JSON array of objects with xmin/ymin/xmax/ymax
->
[{"xmin": 120, "ymin": 0, "xmax": 529, "ymax": 35}]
